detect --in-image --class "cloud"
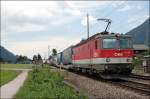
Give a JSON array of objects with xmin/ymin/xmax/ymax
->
[
  {"xmin": 65, "ymin": 1, "xmax": 108, "ymax": 9},
  {"xmin": 1, "ymin": 1, "xmax": 57, "ymax": 33},
  {"xmin": 118, "ymin": 5, "xmax": 132, "ymax": 11},
  {"xmin": 2, "ymin": 1, "xmax": 108, "ymax": 33},
  {"xmin": 51, "ymin": 15, "xmax": 78, "ymax": 26},
  {"xmin": 1, "ymin": 1, "xmax": 126, "ymax": 33},
  {"xmin": 127, "ymin": 15, "xmax": 149, "ymax": 24},
  {"xmin": 136, "ymin": 6, "xmax": 143, "ymax": 10},
  {"xmin": 111, "ymin": 1, "xmax": 127, "ymax": 8},
  {"xmin": 65, "ymin": 1, "xmax": 111, "ymax": 16},
  {"xmin": 117, "ymin": 2, "xmax": 143, "ymax": 12},
  {"xmin": 1, "ymin": 1, "xmax": 82, "ymax": 33},
  {"xmin": 6, "ymin": 36, "xmax": 80, "ymax": 59},
  {"xmin": 118, "ymin": 5, "xmax": 143, "ymax": 12},
  {"xmin": 1, "ymin": 1, "xmax": 83, "ymax": 59},
  {"xmin": 65, "ymin": 1, "xmax": 110, "ymax": 27},
  {"xmin": 1, "ymin": 1, "xmax": 148, "ymax": 59},
  {"xmin": 81, "ymin": 15, "xmax": 97, "ymax": 26},
  {"xmin": 127, "ymin": 15, "xmax": 149, "ymax": 29}
]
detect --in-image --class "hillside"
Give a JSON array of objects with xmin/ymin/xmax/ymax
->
[
  {"xmin": 126, "ymin": 18, "xmax": 150, "ymax": 47},
  {"xmin": 0, "ymin": 46, "xmax": 17, "ymax": 63}
]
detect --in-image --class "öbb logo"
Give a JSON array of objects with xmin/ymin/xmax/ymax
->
[{"xmin": 114, "ymin": 53, "xmax": 123, "ymax": 56}]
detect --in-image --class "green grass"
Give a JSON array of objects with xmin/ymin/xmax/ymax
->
[
  {"xmin": 0, "ymin": 64, "xmax": 33, "ymax": 69},
  {"xmin": 132, "ymin": 58, "xmax": 147, "ymax": 75},
  {"xmin": 0, "ymin": 70, "xmax": 20, "ymax": 86},
  {"xmin": 132, "ymin": 66, "xmax": 146, "ymax": 75},
  {"xmin": 15, "ymin": 68, "xmax": 87, "ymax": 99}
]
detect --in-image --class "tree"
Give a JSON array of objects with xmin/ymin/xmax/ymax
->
[
  {"xmin": 33, "ymin": 55, "xmax": 38, "ymax": 65},
  {"xmin": 16, "ymin": 55, "xmax": 29, "ymax": 63},
  {"xmin": 0, "ymin": 58, "xmax": 4, "ymax": 62},
  {"xmin": 33, "ymin": 55, "xmax": 37, "ymax": 61},
  {"xmin": 37, "ymin": 54, "xmax": 43, "ymax": 67},
  {"xmin": 37, "ymin": 54, "xmax": 42, "ymax": 61},
  {"xmin": 52, "ymin": 48, "xmax": 57, "ymax": 56}
]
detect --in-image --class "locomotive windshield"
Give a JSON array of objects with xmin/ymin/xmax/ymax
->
[{"xmin": 102, "ymin": 38, "xmax": 132, "ymax": 49}]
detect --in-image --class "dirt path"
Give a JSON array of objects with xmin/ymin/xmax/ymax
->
[
  {"xmin": 0, "ymin": 68, "xmax": 32, "ymax": 71},
  {"xmin": 0, "ymin": 71, "xmax": 28, "ymax": 99}
]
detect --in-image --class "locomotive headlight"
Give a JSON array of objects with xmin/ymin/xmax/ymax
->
[
  {"xmin": 126, "ymin": 58, "xmax": 131, "ymax": 62},
  {"xmin": 106, "ymin": 58, "xmax": 111, "ymax": 62}
]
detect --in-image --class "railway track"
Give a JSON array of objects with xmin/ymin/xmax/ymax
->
[
  {"xmin": 129, "ymin": 74, "xmax": 150, "ymax": 80},
  {"xmin": 51, "ymin": 65, "xmax": 150, "ymax": 96},
  {"xmin": 73, "ymin": 71, "xmax": 150, "ymax": 96},
  {"xmin": 113, "ymin": 80, "xmax": 150, "ymax": 95},
  {"xmin": 116, "ymin": 74, "xmax": 150, "ymax": 95}
]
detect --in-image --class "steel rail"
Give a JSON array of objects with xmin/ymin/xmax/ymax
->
[
  {"xmin": 50, "ymin": 65, "xmax": 150, "ymax": 96},
  {"xmin": 129, "ymin": 74, "xmax": 150, "ymax": 80}
]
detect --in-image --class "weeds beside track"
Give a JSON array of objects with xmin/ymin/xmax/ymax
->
[
  {"xmin": 15, "ymin": 67, "xmax": 86, "ymax": 98},
  {"xmin": 57, "ymin": 65, "xmax": 150, "ymax": 96}
]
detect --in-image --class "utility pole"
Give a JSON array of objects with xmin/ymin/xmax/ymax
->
[
  {"xmin": 87, "ymin": 13, "xmax": 89, "ymax": 39},
  {"xmin": 48, "ymin": 45, "xmax": 50, "ymax": 59}
]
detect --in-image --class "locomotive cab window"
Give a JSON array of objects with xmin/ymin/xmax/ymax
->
[
  {"xmin": 119, "ymin": 39, "xmax": 132, "ymax": 48},
  {"xmin": 102, "ymin": 38, "xmax": 132, "ymax": 49},
  {"xmin": 103, "ymin": 39, "xmax": 116, "ymax": 49}
]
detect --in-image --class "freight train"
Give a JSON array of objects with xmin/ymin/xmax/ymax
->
[{"xmin": 55, "ymin": 32, "xmax": 134, "ymax": 76}]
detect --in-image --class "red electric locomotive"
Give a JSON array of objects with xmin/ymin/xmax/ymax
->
[
  {"xmin": 56, "ymin": 18, "xmax": 134, "ymax": 78},
  {"xmin": 72, "ymin": 32, "xmax": 134, "ymax": 74}
]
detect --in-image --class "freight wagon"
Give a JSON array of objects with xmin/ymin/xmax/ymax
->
[
  {"xmin": 57, "ymin": 46, "xmax": 73, "ymax": 65},
  {"xmin": 57, "ymin": 52, "xmax": 62, "ymax": 65}
]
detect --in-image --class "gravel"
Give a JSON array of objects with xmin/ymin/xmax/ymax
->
[{"xmin": 64, "ymin": 71, "xmax": 150, "ymax": 99}]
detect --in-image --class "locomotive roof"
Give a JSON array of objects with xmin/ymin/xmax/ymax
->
[{"xmin": 74, "ymin": 32, "xmax": 131, "ymax": 47}]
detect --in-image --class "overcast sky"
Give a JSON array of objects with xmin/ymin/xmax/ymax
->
[{"xmin": 1, "ymin": 1, "xmax": 149, "ymax": 59}]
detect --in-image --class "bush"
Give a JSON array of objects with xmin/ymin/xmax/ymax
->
[{"xmin": 132, "ymin": 58, "xmax": 142, "ymax": 68}]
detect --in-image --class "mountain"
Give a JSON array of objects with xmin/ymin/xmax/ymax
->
[
  {"xmin": 126, "ymin": 18, "xmax": 150, "ymax": 47},
  {"xmin": 0, "ymin": 46, "xmax": 17, "ymax": 63}
]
